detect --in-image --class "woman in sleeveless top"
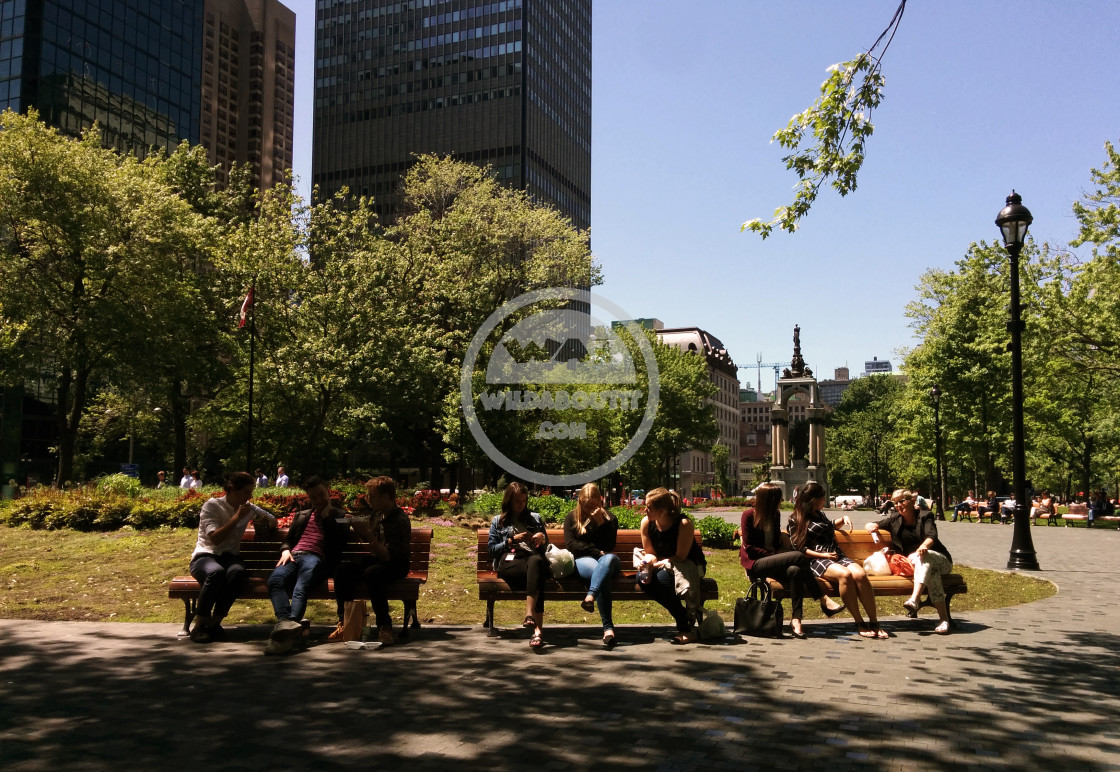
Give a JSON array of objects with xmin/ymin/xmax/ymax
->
[{"xmin": 638, "ymin": 487, "xmax": 706, "ymax": 645}]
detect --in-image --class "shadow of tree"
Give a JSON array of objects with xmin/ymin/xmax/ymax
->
[{"xmin": 0, "ymin": 619, "xmax": 1115, "ymax": 771}]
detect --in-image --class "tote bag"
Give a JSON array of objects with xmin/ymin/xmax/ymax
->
[{"xmin": 734, "ymin": 579, "xmax": 784, "ymax": 638}]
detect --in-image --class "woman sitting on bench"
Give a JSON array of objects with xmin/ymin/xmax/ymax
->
[
  {"xmin": 789, "ymin": 481, "xmax": 885, "ymax": 639},
  {"xmin": 564, "ymin": 482, "xmax": 621, "ymax": 649},
  {"xmin": 866, "ymin": 489, "xmax": 954, "ymax": 635},
  {"xmin": 738, "ymin": 483, "xmax": 845, "ymax": 638},
  {"xmin": 637, "ymin": 487, "xmax": 706, "ymax": 645},
  {"xmin": 487, "ymin": 481, "xmax": 549, "ymax": 650}
]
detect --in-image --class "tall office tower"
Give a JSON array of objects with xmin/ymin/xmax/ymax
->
[
  {"xmin": 201, "ymin": 0, "xmax": 295, "ymax": 189},
  {"xmin": 0, "ymin": 0, "xmax": 203, "ymax": 155},
  {"xmin": 312, "ymin": 0, "xmax": 591, "ymax": 231}
]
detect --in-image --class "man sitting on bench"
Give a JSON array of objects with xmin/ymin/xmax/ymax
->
[
  {"xmin": 264, "ymin": 476, "xmax": 350, "ymax": 655},
  {"xmin": 330, "ymin": 476, "xmax": 412, "ymax": 646}
]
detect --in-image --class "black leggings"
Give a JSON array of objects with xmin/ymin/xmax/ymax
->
[
  {"xmin": 334, "ymin": 558, "xmax": 409, "ymax": 629},
  {"xmin": 748, "ymin": 551, "xmax": 822, "ymax": 618},
  {"xmin": 497, "ymin": 553, "xmax": 548, "ymax": 613}
]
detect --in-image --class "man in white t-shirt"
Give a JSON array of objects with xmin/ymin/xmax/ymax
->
[
  {"xmin": 275, "ymin": 467, "xmax": 289, "ymax": 487},
  {"xmin": 179, "ymin": 467, "xmax": 192, "ymax": 489}
]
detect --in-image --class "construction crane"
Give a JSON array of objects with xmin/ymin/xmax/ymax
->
[{"xmin": 736, "ymin": 354, "xmax": 785, "ymax": 396}]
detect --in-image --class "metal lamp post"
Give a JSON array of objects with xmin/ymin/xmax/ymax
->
[
  {"xmin": 995, "ymin": 191, "xmax": 1041, "ymax": 570},
  {"xmin": 930, "ymin": 385, "xmax": 946, "ymax": 520}
]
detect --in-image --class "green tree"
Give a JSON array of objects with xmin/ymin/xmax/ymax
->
[
  {"xmin": 0, "ymin": 110, "xmax": 212, "ymax": 483},
  {"xmin": 827, "ymin": 374, "xmax": 903, "ymax": 496}
]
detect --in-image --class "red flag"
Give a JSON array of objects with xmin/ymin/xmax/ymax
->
[{"xmin": 239, "ymin": 287, "xmax": 254, "ymax": 328}]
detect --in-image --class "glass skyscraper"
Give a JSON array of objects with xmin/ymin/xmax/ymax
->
[
  {"xmin": 0, "ymin": 0, "xmax": 203, "ymax": 155},
  {"xmin": 312, "ymin": 0, "xmax": 591, "ymax": 230}
]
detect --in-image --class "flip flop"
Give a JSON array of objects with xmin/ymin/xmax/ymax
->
[
  {"xmin": 874, "ymin": 627, "xmax": 890, "ymax": 639},
  {"xmin": 522, "ymin": 615, "xmax": 535, "ymax": 628},
  {"xmin": 529, "ymin": 633, "xmax": 544, "ymax": 650},
  {"xmin": 856, "ymin": 626, "xmax": 876, "ymax": 639}
]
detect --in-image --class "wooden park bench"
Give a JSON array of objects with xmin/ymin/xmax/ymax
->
[
  {"xmin": 762, "ymin": 529, "xmax": 968, "ymax": 625},
  {"xmin": 476, "ymin": 528, "xmax": 718, "ymax": 635},
  {"xmin": 169, "ymin": 526, "xmax": 433, "ymax": 638},
  {"xmin": 1062, "ymin": 502, "xmax": 1089, "ymax": 525}
]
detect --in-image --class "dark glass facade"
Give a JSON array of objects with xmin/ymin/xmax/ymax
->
[
  {"xmin": 0, "ymin": 0, "xmax": 202, "ymax": 155},
  {"xmin": 312, "ymin": 0, "xmax": 590, "ymax": 230}
]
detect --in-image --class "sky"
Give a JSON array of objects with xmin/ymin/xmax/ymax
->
[{"xmin": 288, "ymin": 0, "xmax": 1120, "ymax": 394}]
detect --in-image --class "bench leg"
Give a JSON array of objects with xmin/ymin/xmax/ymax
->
[
  {"xmin": 179, "ymin": 598, "xmax": 195, "ymax": 637},
  {"xmin": 485, "ymin": 600, "xmax": 497, "ymax": 636},
  {"xmin": 399, "ymin": 600, "xmax": 419, "ymax": 640}
]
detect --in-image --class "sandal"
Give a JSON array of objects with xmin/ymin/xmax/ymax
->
[
  {"xmin": 934, "ymin": 621, "xmax": 950, "ymax": 635},
  {"xmin": 902, "ymin": 599, "xmax": 919, "ymax": 618},
  {"xmin": 670, "ymin": 631, "xmax": 694, "ymax": 645},
  {"xmin": 856, "ymin": 625, "xmax": 876, "ymax": 639},
  {"xmin": 529, "ymin": 632, "xmax": 544, "ymax": 650},
  {"xmin": 874, "ymin": 626, "xmax": 890, "ymax": 639},
  {"xmin": 522, "ymin": 615, "xmax": 535, "ymax": 628}
]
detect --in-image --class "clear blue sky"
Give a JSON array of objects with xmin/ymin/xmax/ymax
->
[{"xmin": 288, "ymin": 1, "xmax": 1120, "ymax": 394}]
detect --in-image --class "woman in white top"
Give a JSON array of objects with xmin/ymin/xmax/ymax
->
[{"xmin": 187, "ymin": 471, "xmax": 275, "ymax": 643}]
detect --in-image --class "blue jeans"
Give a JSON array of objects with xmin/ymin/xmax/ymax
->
[
  {"xmin": 267, "ymin": 552, "xmax": 324, "ymax": 622},
  {"xmin": 575, "ymin": 553, "xmax": 620, "ymax": 631}
]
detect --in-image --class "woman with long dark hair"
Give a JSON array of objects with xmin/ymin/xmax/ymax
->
[
  {"xmin": 788, "ymin": 481, "xmax": 884, "ymax": 639},
  {"xmin": 739, "ymin": 483, "xmax": 844, "ymax": 638},
  {"xmin": 487, "ymin": 481, "xmax": 549, "ymax": 649}
]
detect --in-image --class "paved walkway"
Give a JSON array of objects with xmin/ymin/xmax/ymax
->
[{"xmin": 2, "ymin": 521, "xmax": 1118, "ymax": 771}]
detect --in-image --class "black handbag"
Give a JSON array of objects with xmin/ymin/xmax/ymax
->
[{"xmin": 734, "ymin": 579, "xmax": 784, "ymax": 637}]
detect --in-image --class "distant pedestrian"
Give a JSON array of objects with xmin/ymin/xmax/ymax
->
[
  {"xmin": 156, "ymin": 470, "xmax": 169, "ymax": 489},
  {"xmin": 275, "ymin": 466, "xmax": 289, "ymax": 488},
  {"xmin": 179, "ymin": 467, "xmax": 192, "ymax": 489},
  {"xmin": 255, "ymin": 469, "xmax": 269, "ymax": 488},
  {"xmin": 190, "ymin": 470, "xmax": 203, "ymax": 491}
]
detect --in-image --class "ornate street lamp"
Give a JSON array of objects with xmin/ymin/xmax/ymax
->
[
  {"xmin": 930, "ymin": 385, "xmax": 946, "ymax": 520},
  {"xmin": 995, "ymin": 191, "xmax": 1040, "ymax": 570}
]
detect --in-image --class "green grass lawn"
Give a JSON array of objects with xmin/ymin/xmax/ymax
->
[{"xmin": 0, "ymin": 523, "xmax": 1055, "ymax": 626}]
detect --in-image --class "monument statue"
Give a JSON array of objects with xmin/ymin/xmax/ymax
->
[{"xmin": 783, "ymin": 324, "xmax": 813, "ymax": 379}]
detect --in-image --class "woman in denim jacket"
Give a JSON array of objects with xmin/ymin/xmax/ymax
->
[{"xmin": 487, "ymin": 481, "xmax": 549, "ymax": 649}]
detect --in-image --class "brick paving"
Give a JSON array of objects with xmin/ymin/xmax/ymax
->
[{"xmin": 1, "ymin": 520, "xmax": 1118, "ymax": 771}]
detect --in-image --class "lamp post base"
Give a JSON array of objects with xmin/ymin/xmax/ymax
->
[{"xmin": 1006, "ymin": 549, "xmax": 1041, "ymax": 571}]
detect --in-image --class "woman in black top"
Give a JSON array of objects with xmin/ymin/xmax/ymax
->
[
  {"xmin": 564, "ymin": 482, "xmax": 620, "ymax": 648},
  {"xmin": 867, "ymin": 488, "xmax": 954, "ymax": 634},
  {"xmin": 738, "ymin": 483, "xmax": 844, "ymax": 638},
  {"xmin": 638, "ymin": 487, "xmax": 706, "ymax": 644},
  {"xmin": 789, "ymin": 481, "xmax": 885, "ymax": 639}
]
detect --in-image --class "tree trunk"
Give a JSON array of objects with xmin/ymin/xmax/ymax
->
[
  {"xmin": 55, "ymin": 366, "xmax": 90, "ymax": 485},
  {"xmin": 170, "ymin": 380, "xmax": 187, "ymax": 479}
]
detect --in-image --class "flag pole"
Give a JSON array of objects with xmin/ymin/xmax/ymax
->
[{"xmin": 246, "ymin": 276, "xmax": 256, "ymax": 473}]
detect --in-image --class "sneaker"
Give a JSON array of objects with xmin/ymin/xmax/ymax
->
[
  {"xmin": 189, "ymin": 615, "xmax": 212, "ymax": 644},
  {"xmin": 263, "ymin": 637, "xmax": 293, "ymax": 656},
  {"xmin": 326, "ymin": 621, "xmax": 346, "ymax": 642},
  {"xmin": 377, "ymin": 626, "xmax": 394, "ymax": 646},
  {"xmin": 271, "ymin": 618, "xmax": 303, "ymax": 641}
]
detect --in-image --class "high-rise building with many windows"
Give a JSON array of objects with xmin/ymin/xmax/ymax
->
[
  {"xmin": 0, "ymin": 0, "xmax": 294, "ymax": 188},
  {"xmin": 201, "ymin": 0, "xmax": 295, "ymax": 189},
  {"xmin": 0, "ymin": 0, "xmax": 204, "ymax": 155},
  {"xmin": 312, "ymin": 0, "xmax": 591, "ymax": 230}
]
